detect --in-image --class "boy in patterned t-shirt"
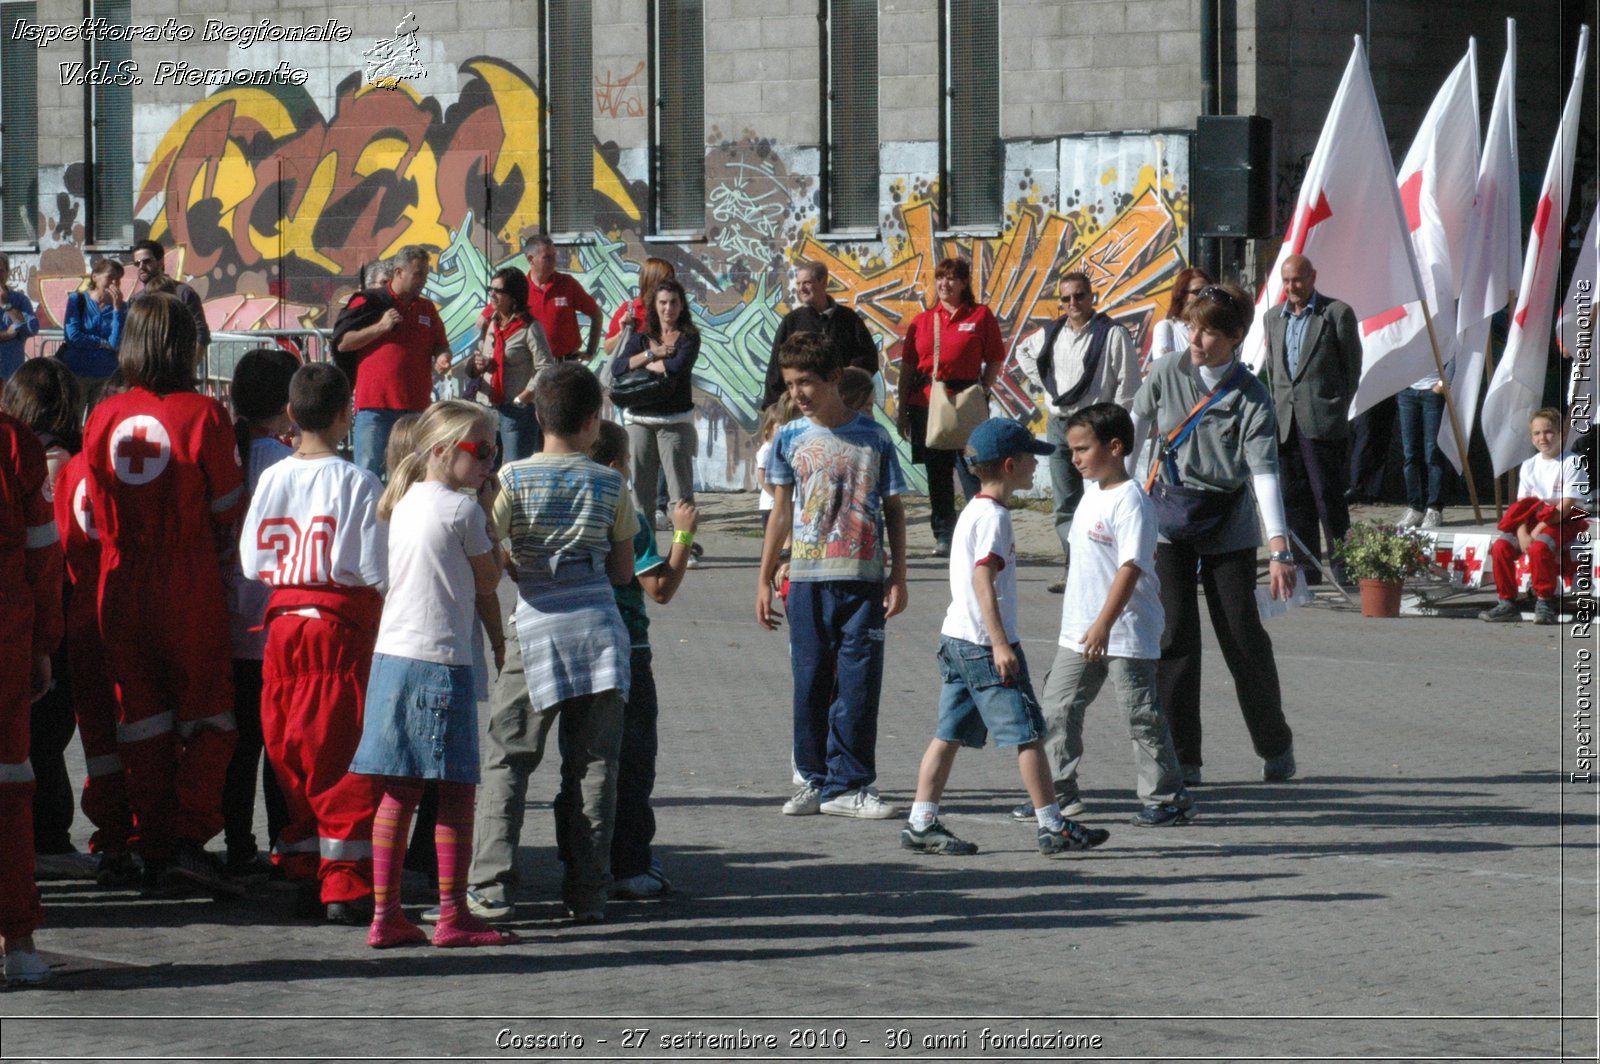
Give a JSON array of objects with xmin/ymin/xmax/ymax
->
[{"xmin": 757, "ymin": 333, "xmax": 908, "ymax": 820}]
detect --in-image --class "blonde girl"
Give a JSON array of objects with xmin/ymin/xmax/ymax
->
[{"xmin": 350, "ymin": 400, "xmax": 516, "ymax": 949}]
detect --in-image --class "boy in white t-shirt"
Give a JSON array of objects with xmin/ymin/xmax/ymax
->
[
  {"xmin": 1024, "ymin": 402, "xmax": 1194, "ymax": 827},
  {"xmin": 902, "ymin": 418, "xmax": 1111, "ymax": 858},
  {"xmin": 1481, "ymin": 407, "xmax": 1592, "ymax": 625},
  {"xmin": 240, "ymin": 362, "xmax": 389, "ymax": 922}
]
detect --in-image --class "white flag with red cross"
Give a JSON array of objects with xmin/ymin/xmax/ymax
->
[
  {"xmin": 1482, "ymin": 24, "xmax": 1591, "ymax": 475},
  {"xmin": 1442, "ymin": 20, "xmax": 1520, "ymax": 474},
  {"xmin": 1350, "ymin": 45, "xmax": 1482, "ymax": 416},
  {"xmin": 1242, "ymin": 39, "xmax": 1425, "ymax": 385}
]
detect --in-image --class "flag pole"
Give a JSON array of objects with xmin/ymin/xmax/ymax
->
[{"xmin": 1420, "ymin": 303, "xmax": 1482, "ymax": 523}]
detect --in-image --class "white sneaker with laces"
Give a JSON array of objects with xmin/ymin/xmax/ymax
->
[
  {"xmin": 1421, "ymin": 508, "xmax": 1442, "ymax": 529},
  {"xmin": 782, "ymin": 784, "xmax": 822, "ymax": 815},
  {"xmin": 819, "ymin": 786, "xmax": 899, "ymax": 819},
  {"xmin": 1399, "ymin": 508, "xmax": 1424, "ymax": 527}
]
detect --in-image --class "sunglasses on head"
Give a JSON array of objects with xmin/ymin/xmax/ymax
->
[
  {"xmin": 454, "ymin": 440, "xmax": 498, "ymax": 461},
  {"xmin": 1196, "ymin": 285, "xmax": 1241, "ymax": 311}
]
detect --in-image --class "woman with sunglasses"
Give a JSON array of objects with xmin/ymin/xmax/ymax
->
[
  {"xmin": 894, "ymin": 257, "xmax": 1004, "ymax": 555},
  {"xmin": 1149, "ymin": 266, "xmax": 1215, "ymax": 363},
  {"xmin": 466, "ymin": 267, "xmax": 553, "ymax": 462},
  {"xmin": 1130, "ymin": 283, "xmax": 1299, "ymax": 786}
]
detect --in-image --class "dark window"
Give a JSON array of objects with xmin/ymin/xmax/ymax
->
[
  {"xmin": 822, "ymin": 0, "xmax": 878, "ymax": 232},
  {"xmin": 544, "ymin": 0, "xmax": 594, "ymax": 234},
  {"xmin": 0, "ymin": 2, "xmax": 38, "ymax": 244},
  {"xmin": 87, "ymin": 0, "xmax": 133, "ymax": 245},
  {"xmin": 940, "ymin": 0, "xmax": 1000, "ymax": 230},
  {"xmin": 650, "ymin": 0, "xmax": 704, "ymax": 234}
]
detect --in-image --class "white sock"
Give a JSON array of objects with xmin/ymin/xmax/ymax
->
[
  {"xmin": 909, "ymin": 801, "xmax": 938, "ymax": 830},
  {"xmin": 1034, "ymin": 802, "xmax": 1066, "ymax": 831}
]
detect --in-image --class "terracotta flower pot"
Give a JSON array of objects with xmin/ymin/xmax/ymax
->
[{"xmin": 1358, "ymin": 578, "xmax": 1403, "ymax": 618}]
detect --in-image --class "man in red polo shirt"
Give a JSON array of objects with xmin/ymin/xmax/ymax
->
[
  {"xmin": 517, "ymin": 233, "xmax": 602, "ymax": 363},
  {"xmin": 334, "ymin": 246, "xmax": 452, "ymax": 480}
]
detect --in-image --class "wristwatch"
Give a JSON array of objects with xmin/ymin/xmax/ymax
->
[{"xmin": 1268, "ymin": 550, "xmax": 1295, "ymax": 564}]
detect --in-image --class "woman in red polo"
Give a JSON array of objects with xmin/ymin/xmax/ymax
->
[{"xmin": 894, "ymin": 257, "xmax": 1005, "ymax": 555}]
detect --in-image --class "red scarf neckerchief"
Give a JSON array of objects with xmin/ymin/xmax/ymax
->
[{"xmin": 489, "ymin": 314, "xmax": 529, "ymax": 405}]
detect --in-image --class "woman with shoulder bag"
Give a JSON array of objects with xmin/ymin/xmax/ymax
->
[
  {"xmin": 894, "ymin": 257, "xmax": 1004, "ymax": 556},
  {"xmin": 466, "ymin": 267, "xmax": 553, "ymax": 462},
  {"xmin": 1130, "ymin": 283, "xmax": 1299, "ymax": 786},
  {"xmin": 604, "ymin": 258, "xmax": 676, "ymax": 364},
  {"xmin": 610, "ymin": 279, "xmax": 700, "ymax": 522}
]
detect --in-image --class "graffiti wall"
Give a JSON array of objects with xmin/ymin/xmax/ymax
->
[{"xmin": 12, "ymin": 58, "xmax": 1191, "ymax": 493}]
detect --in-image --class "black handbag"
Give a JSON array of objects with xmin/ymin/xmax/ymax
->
[
  {"xmin": 1144, "ymin": 362, "xmax": 1248, "ymax": 543},
  {"xmin": 1147, "ymin": 479, "xmax": 1246, "ymax": 543},
  {"xmin": 608, "ymin": 367, "xmax": 675, "ymax": 409}
]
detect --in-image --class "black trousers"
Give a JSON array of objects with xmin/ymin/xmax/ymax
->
[
  {"xmin": 1279, "ymin": 424, "xmax": 1350, "ymax": 567},
  {"xmin": 1155, "ymin": 544, "xmax": 1293, "ymax": 768},
  {"xmin": 907, "ymin": 404, "xmax": 978, "ymax": 544},
  {"xmin": 223, "ymin": 659, "xmax": 289, "ymax": 860},
  {"xmin": 30, "ymin": 639, "xmax": 77, "ymax": 854},
  {"xmin": 1347, "ymin": 397, "xmax": 1397, "ymax": 501}
]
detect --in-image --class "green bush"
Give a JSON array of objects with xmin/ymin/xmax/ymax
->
[{"xmin": 1333, "ymin": 519, "xmax": 1434, "ymax": 582}]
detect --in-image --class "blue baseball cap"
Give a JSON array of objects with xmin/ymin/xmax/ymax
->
[{"xmin": 965, "ymin": 418, "xmax": 1056, "ymax": 463}]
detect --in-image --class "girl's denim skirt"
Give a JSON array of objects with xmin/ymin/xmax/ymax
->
[{"xmin": 350, "ymin": 653, "xmax": 481, "ymax": 783}]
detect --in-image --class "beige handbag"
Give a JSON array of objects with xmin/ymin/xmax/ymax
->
[{"xmin": 924, "ymin": 313, "xmax": 988, "ymax": 450}]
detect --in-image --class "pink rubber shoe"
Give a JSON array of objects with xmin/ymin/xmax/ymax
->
[
  {"xmin": 367, "ymin": 911, "xmax": 428, "ymax": 949},
  {"xmin": 432, "ymin": 913, "xmax": 521, "ymax": 948}
]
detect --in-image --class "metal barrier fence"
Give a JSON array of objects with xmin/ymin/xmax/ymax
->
[{"xmin": 28, "ymin": 327, "xmax": 335, "ymax": 403}]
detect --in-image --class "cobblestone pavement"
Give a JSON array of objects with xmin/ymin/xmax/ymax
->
[{"xmin": 3, "ymin": 495, "xmax": 1595, "ymax": 1063}]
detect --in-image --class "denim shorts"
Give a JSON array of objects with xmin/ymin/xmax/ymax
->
[
  {"xmin": 934, "ymin": 635, "xmax": 1047, "ymax": 749},
  {"xmin": 350, "ymin": 653, "xmax": 481, "ymax": 783}
]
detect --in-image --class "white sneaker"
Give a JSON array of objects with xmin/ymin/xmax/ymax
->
[
  {"xmin": 3, "ymin": 949, "xmax": 50, "ymax": 986},
  {"xmin": 819, "ymin": 786, "xmax": 899, "ymax": 820},
  {"xmin": 1421, "ymin": 508, "xmax": 1443, "ymax": 529},
  {"xmin": 782, "ymin": 784, "xmax": 822, "ymax": 815},
  {"xmin": 1399, "ymin": 508, "xmax": 1424, "ymax": 527}
]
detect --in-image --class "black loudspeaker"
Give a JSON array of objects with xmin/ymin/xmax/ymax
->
[{"xmin": 1194, "ymin": 115, "xmax": 1274, "ymax": 238}]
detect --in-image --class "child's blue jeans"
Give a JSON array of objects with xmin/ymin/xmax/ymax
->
[{"xmin": 787, "ymin": 580, "xmax": 886, "ymax": 799}]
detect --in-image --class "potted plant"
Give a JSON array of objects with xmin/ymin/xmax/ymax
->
[{"xmin": 1333, "ymin": 519, "xmax": 1434, "ymax": 617}]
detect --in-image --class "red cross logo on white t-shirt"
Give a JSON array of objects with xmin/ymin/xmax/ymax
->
[{"xmin": 109, "ymin": 416, "xmax": 171, "ymax": 485}]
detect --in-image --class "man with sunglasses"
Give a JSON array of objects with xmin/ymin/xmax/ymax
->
[
  {"xmin": 129, "ymin": 240, "xmax": 210, "ymax": 358},
  {"xmin": 1014, "ymin": 271, "xmax": 1139, "ymax": 592},
  {"xmin": 1264, "ymin": 254, "xmax": 1363, "ymax": 586}
]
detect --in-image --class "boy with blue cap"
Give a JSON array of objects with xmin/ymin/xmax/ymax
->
[{"xmin": 902, "ymin": 417, "xmax": 1111, "ymax": 858}]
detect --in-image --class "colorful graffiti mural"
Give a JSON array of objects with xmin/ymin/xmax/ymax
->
[{"xmin": 14, "ymin": 58, "xmax": 1190, "ymax": 492}]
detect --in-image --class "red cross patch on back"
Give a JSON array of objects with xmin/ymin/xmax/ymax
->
[{"xmin": 109, "ymin": 415, "xmax": 172, "ymax": 485}]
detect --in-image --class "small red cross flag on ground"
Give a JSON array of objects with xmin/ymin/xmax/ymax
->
[
  {"xmin": 1242, "ymin": 37, "xmax": 1425, "ymax": 376},
  {"xmin": 1443, "ymin": 19, "xmax": 1521, "ymax": 475},
  {"xmin": 1481, "ymin": 24, "xmax": 1590, "ymax": 476}
]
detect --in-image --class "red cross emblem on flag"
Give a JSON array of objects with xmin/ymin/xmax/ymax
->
[
  {"xmin": 1450, "ymin": 545, "xmax": 1484, "ymax": 587},
  {"xmin": 72, "ymin": 478, "xmax": 99, "ymax": 540},
  {"xmin": 109, "ymin": 416, "xmax": 172, "ymax": 485}
]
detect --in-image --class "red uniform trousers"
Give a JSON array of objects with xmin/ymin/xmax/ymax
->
[
  {"xmin": 1491, "ymin": 498, "xmax": 1589, "ymax": 600},
  {"xmin": 0, "ymin": 607, "xmax": 44, "ymax": 940},
  {"xmin": 261, "ymin": 586, "xmax": 384, "ymax": 904},
  {"xmin": 66, "ymin": 587, "xmax": 132, "ymax": 854},
  {"xmin": 101, "ymin": 555, "xmax": 237, "ymax": 861}
]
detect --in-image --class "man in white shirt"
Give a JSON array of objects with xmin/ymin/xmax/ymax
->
[{"xmin": 1013, "ymin": 271, "xmax": 1139, "ymax": 592}]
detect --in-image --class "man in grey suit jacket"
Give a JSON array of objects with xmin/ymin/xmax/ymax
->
[{"xmin": 1266, "ymin": 254, "xmax": 1363, "ymax": 584}]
